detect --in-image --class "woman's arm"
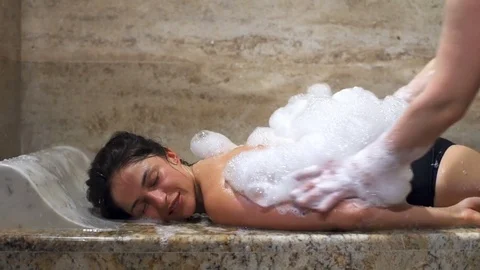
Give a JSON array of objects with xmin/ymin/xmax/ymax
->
[
  {"xmin": 206, "ymin": 189, "xmax": 479, "ymax": 231},
  {"xmin": 200, "ymin": 145, "xmax": 478, "ymax": 231}
]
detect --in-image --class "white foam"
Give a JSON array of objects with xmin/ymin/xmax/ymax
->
[
  {"xmin": 191, "ymin": 84, "xmax": 408, "ymax": 208},
  {"xmin": 190, "ymin": 130, "xmax": 238, "ymax": 159}
]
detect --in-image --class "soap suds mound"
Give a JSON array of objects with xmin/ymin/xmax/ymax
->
[
  {"xmin": 190, "ymin": 130, "xmax": 238, "ymax": 159},
  {"xmin": 191, "ymin": 84, "xmax": 408, "ymax": 208}
]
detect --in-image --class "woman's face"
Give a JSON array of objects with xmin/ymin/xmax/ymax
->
[{"xmin": 110, "ymin": 150, "xmax": 196, "ymax": 221}]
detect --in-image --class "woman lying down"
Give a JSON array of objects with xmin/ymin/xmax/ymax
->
[{"xmin": 86, "ymin": 60, "xmax": 480, "ymax": 231}]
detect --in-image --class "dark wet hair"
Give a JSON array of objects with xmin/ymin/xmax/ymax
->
[{"xmin": 86, "ymin": 131, "xmax": 190, "ymax": 219}]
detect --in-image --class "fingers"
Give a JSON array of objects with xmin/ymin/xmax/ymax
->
[
  {"xmin": 289, "ymin": 160, "xmax": 359, "ymax": 213},
  {"xmin": 288, "ymin": 165, "xmax": 324, "ymax": 182},
  {"xmin": 290, "ymin": 180, "xmax": 316, "ymax": 199},
  {"xmin": 289, "ymin": 161, "xmax": 337, "ymax": 182},
  {"xmin": 339, "ymin": 198, "xmax": 370, "ymax": 211},
  {"xmin": 460, "ymin": 208, "xmax": 480, "ymax": 227},
  {"xmin": 292, "ymin": 178, "xmax": 352, "ymax": 212},
  {"xmin": 459, "ymin": 197, "xmax": 480, "ymax": 212},
  {"xmin": 455, "ymin": 197, "xmax": 480, "ymax": 226},
  {"xmin": 311, "ymin": 190, "xmax": 351, "ymax": 212}
]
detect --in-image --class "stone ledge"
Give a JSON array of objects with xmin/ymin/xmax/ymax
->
[
  {"xmin": 1, "ymin": 224, "xmax": 479, "ymax": 269},
  {"xmin": 1, "ymin": 223, "xmax": 478, "ymax": 253}
]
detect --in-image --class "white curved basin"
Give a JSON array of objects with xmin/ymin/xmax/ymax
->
[{"xmin": 0, "ymin": 146, "xmax": 119, "ymax": 229}]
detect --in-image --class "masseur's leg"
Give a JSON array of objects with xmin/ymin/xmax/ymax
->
[{"xmin": 435, "ymin": 145, "xmax": 480, "ymax": 207}]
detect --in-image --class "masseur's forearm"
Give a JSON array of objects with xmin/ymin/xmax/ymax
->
[{"xmin": 387, "ymin": 0, "xmax": 480, "ymax": 157}]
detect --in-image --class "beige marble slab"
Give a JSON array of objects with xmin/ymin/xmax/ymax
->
[
  {"xmin": 21, "ymin": 0, "xmax": 442, "ymax": 63},
  {"xmin": 0, "ymin": 0, "xmax": 21, "ymax": 159}
]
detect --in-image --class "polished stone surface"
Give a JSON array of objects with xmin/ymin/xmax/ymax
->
[
  {"xmin": 0, "ymin": 221, "xmax": 479, "ymax": 269},
  {"xmin": 0, "ymin": 0, "xmax": 21, "ymax": 159}
]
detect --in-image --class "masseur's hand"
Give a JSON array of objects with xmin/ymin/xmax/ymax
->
[
  {"xmin": 290, "ymin": 134, "xmax": 413, "ymax": 212},
  {"xmin": 290, "ymin": 60, "xmax": 436, "ymax": 212}
]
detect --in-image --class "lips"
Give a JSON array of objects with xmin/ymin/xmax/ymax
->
[{"xmin": 168, "ymin": 192, "xmax": 181, "ymax": 216}]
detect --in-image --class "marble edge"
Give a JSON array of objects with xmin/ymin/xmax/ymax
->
[{"xmin": 0, "ymin": 227, "xmax": 478, "ymax": 253}]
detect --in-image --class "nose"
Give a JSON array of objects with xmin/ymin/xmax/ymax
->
[{"xmin": 145, "ymin": 189, "xmax": 167, "ymax": 213}]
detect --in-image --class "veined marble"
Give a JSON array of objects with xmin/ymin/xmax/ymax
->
[{"xmin": 1, "ymin": 223, "xmax": 479, "ymax": 269}]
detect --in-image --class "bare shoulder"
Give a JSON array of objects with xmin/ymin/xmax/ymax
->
[
  {"xmin": 192, "ymin": 145, "xmax": 262, "ymax": 186},
  {"xmin": 192, "ymin": 144, "xmax": 261, "ymax": 212}
]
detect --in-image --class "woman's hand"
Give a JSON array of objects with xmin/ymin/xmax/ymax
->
[
  {"xmin": 329, "ymin": 197, "xmax": 480, "ymax": 231},
  {"xmin": 448, "ymin": 197, "xmax": 480, "ymax": 226}
]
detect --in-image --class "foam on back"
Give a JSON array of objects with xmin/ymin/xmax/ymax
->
[{"xmin": 192, "ymin": 84, "xmax": 408, "ymax": 208}]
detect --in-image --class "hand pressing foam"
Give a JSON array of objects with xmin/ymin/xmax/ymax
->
[
  {"xmin": 289, "ymin": 61, "xmax": 436, "ymax": 211},
  {"xmin": 290, "ymin": 133, "xmax": 416, "ymax": 212},
  {"xmin": 191, "ymin": 83, "xmax": 410, "ymax": 211}
]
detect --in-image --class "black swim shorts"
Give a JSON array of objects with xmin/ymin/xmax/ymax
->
[{"xmin": 406, "ymin": 137, "xmax": 455, "ymax": 207}]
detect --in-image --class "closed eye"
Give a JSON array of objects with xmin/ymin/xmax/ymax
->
[{"xmin": 150, "ymin": 174, "xmax": 159, "ymax": 188}]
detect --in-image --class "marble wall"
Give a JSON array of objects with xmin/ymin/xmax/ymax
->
[
  {"xmin": 20, "ymin": 0, "xmax": 479, "ymax": 161},
  {"xmin": 0, "ymin": 0, "xmax": 21, "ymax": 159}
]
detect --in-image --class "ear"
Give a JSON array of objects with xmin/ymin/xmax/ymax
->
[{"xmin": 165, "ymin": 148, "xmax": 179, "ymax": 165}]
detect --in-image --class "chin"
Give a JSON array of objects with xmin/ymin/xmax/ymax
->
[{"xmin": 176, "ymin": 194, "xmax": 195, "ymax": 219}]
